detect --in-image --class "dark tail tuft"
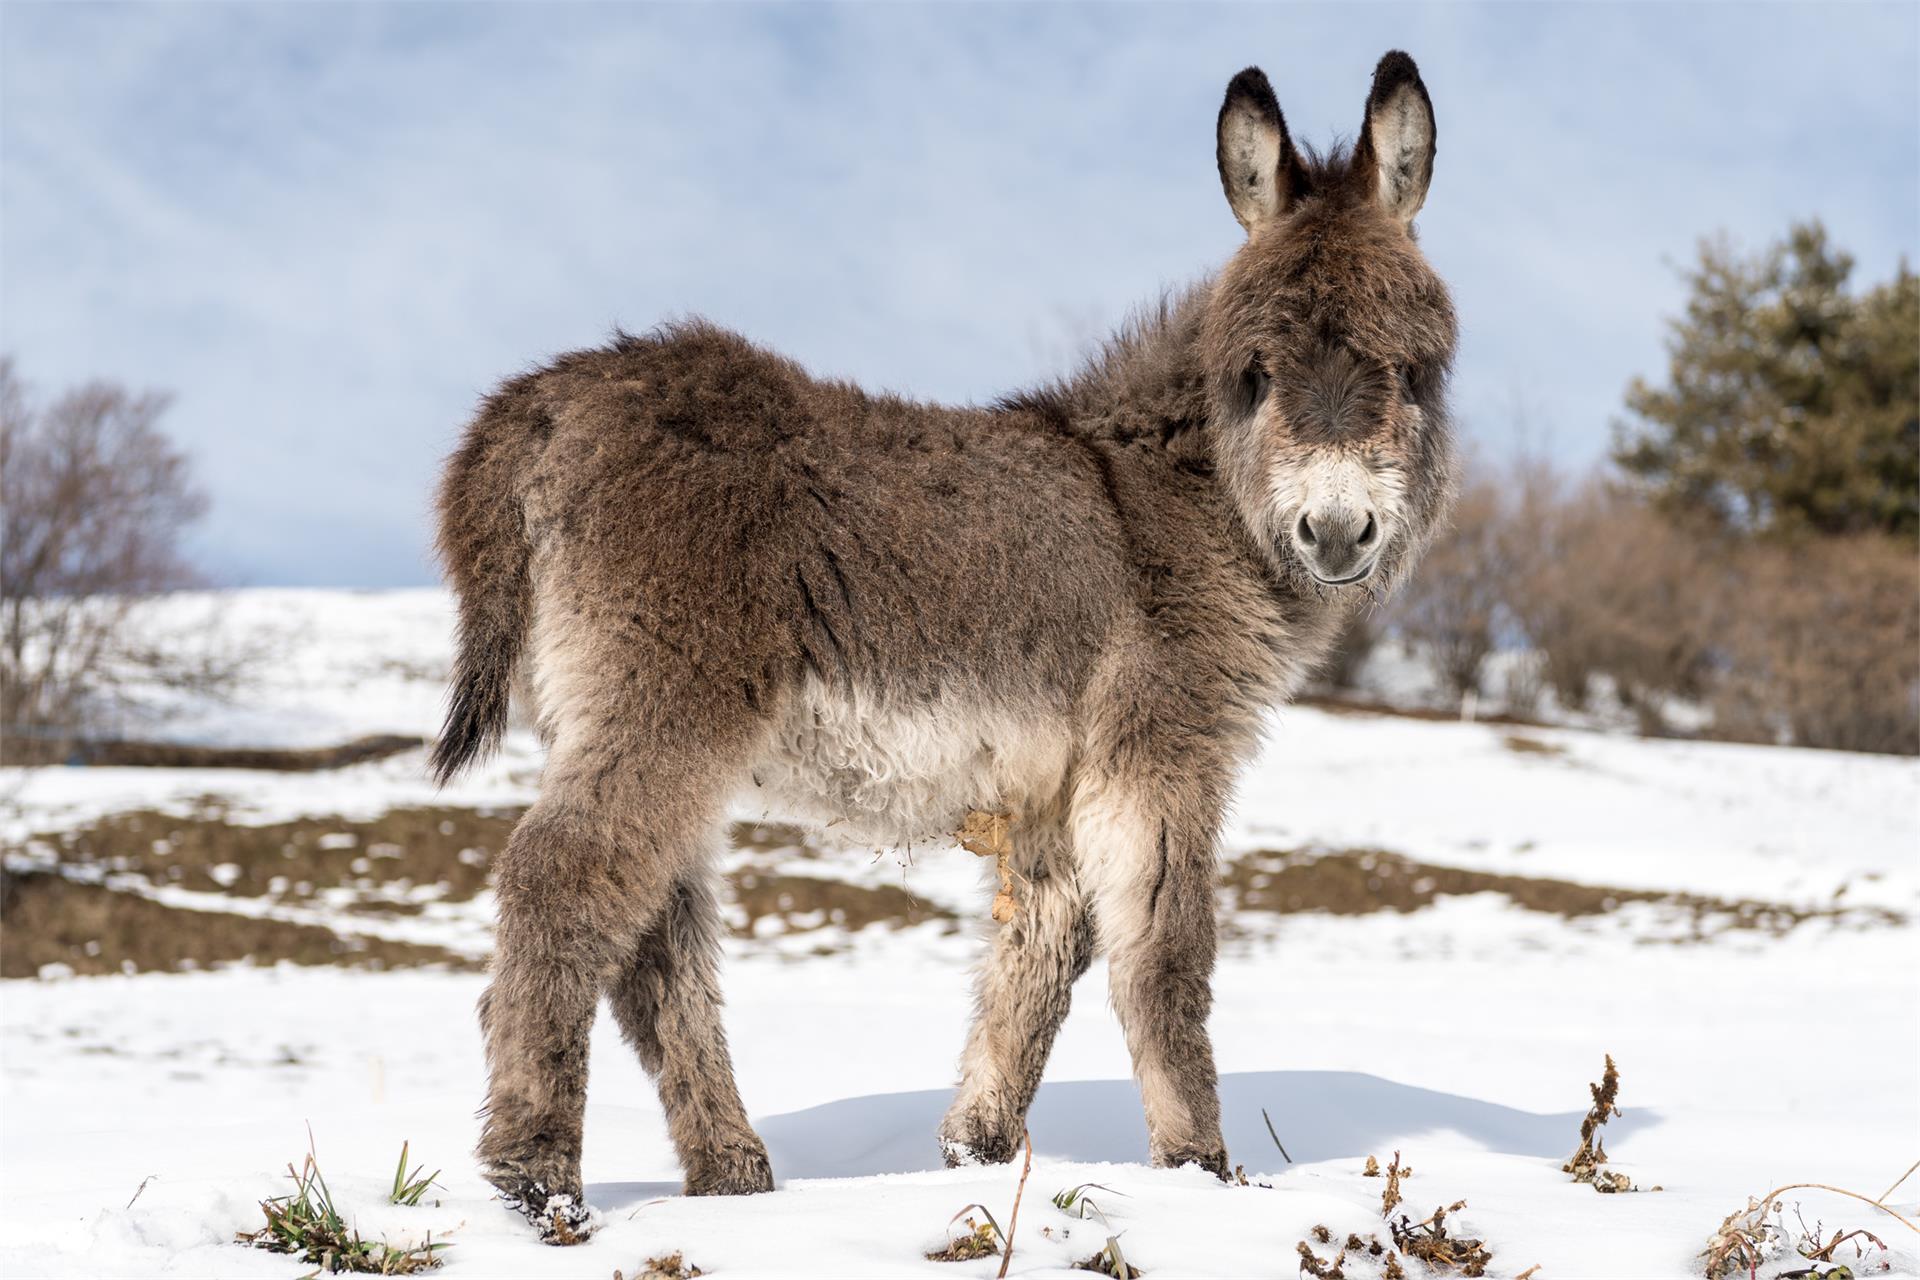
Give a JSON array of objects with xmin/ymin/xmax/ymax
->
[
  {"xmin": 430, "ymin": 595, "xmax": 524, "ymax": 785},
  {"xmin": 430, "ymin": 395, "xmax": 537, "ymax": 786}
]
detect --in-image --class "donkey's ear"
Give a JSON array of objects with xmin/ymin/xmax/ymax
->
[
  {"xmin": 1354, "ymin": 51, "xmax": 1435, "ymax": 226},
  {"xmin": 1216, "ymin": 67, "xmax": 1308, "ymax": 235}
]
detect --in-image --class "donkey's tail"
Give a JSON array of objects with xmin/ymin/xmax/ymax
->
[{"xmin": 429, "ymin": 396, "xmax": 536, "ymax": 786}]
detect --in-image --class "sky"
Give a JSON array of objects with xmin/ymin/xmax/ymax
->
[{"xmin": 3, "ymin": 3, "xmax": 1916, "ymax": 588}]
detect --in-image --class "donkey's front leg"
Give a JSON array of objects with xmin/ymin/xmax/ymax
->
[
  {"xmin": 1075, "ymin": 771, "xmax": 1230, "ymax": 1177},
  {"xmin": 940, "ymin": 811, "xmax": 1093, "ymax": 1165}
]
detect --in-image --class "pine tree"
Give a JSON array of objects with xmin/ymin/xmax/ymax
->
[{"xmin": 1614, "ymin": 222, "xmax": 1918, "ymax": 541}]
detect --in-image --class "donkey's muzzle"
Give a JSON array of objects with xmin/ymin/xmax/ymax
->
[{"xmin": 1293, "ymin": 503, "xmax": 1380, "ymax": 585}]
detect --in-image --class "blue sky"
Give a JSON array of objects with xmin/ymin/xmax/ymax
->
[{"xmin": 4, "ymin": 2, "xmax": 1916, "ymax": 587}]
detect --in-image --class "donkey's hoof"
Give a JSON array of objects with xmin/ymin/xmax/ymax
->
[
  {"xmin": 487, "ymin": 1170, "xmax": 598, "ymax": 1244},
  {"xmin": 532, "ymin": 1192, "xmax": 597, "ymax": 1245},
  {"xmin": 685, "ymin": 1140, "xmax": 774, "ymax": 1196},
  {"xmin": 1155, "ymin": 1146, "xmax": 1232, "ymax": 1181},
  {"xmin": 937, "ymin": 1119, "xmax": 1020, "ymax": 1168}
]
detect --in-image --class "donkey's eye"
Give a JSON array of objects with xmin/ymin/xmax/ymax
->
[{"xmin": 1242, "ymin": 359, "xmax": 1272, "ymax": 413}]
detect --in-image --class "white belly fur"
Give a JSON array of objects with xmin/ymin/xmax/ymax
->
[{"xmin": 744, "ymin": 677, "xmax": 1076, "ymax": 847}]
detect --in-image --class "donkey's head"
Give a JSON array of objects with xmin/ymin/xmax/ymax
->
[{"xmin": 1203, "ymin": 53, "xmax": 1457, "ymax": 595}]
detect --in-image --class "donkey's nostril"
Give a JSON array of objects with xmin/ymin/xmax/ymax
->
[
  {"xmin": 1357, "ymin": 513, "xmax": 1378, "ymax": 546},
  {"xmin": 1296, "ymin": 513, "xmax": 1317, "ymax": 546}
]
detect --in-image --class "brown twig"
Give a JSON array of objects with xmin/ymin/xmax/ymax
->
[
  {"xmin": 997, "ymin": 1128, "xmax": 1034, "ymax": 1280},
  {"xmin": 1878, "ymin": 1158, "xmax": 1920, "ymax": 1205},
  {"xmin": 1261, "ymin": 1107, "xmax": 1293, "ymax": 1163},
  {"xmin": 1753, "ymin": 1183, "xmax": 1919, "ymax": 1235}
]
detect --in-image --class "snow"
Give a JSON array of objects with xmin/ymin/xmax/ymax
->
[{"xmin": 3, "ymin": 588, "xmax": 1917, "ymax": 1278}]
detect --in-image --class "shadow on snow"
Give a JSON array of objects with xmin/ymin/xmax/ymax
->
[{"xmin": 747, "ymin": 1069, "xmax": 1659, "ymax": 1182}]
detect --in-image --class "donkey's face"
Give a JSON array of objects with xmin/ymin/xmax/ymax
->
[{"xmin": 1204, "ymin": 54, "xmax": 1457, "ymax": 594}]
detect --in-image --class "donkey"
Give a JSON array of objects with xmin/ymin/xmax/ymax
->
[{"xmin": 432, "ymin": 52, "xmax": 1456, "ymax": 1241}]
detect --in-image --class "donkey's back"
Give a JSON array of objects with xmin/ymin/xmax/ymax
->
[{"xmin": 434, "ymin": 320, "xmax": 1132, "ymax": 805}]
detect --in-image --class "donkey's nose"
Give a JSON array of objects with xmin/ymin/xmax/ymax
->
[{"xmin": 1292, "ymin": 505, "xmax": 1379, "ymax": 584}]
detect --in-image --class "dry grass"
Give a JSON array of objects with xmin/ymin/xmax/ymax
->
[
  {"xmin": 1296, "ymin": 1224, "xmax": 1406, "ymax": 1280},
  {"xmin": 1387, "ymin": 1200, "xmax": 1492, "ymax": 1276},
  {"xmin": 928, "ymin": 1129, "xmax": 1035, "ymax": 1276},
  {"xmin": 613, "ymin": 1252, "xmax": 705, "ymax": 1280},
  {"xmin": 1563, "ymin": 1054, "xmax": 1638, "ymax": 1193},
  {"xmin": 1348, "ymin": 1152, "xmax": 1490, "ymax": 1276},
  {"xmin": 1701, "ymin": 1183, "xmax": 1914, "ymax": 1278},
  {"xmin": 926, "ymin": 1212, "xmax": 1002, "ymax": 1263},
  {"xmin": 237, "ymin": 1137, "xmax": 447, "ymax": 1274},
  {"xmin": 1072, "ymin": 1244, "xmax": 1143, "ymax": 1278},
  {"xmin": 1055, "ymin": 1182, "xmax": 1138, "ymax": 1278},
  {"xmin": 1380, "ymin": 1152, "xmax": 1410, "ymax": 1218}
]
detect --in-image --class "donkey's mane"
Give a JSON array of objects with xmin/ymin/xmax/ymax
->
[
  {"xmin": 1290, "ymin": 138, "xmax": 1362, "ymax": 191},
  {"xmin": 991, "ymin": 283, "xmax": 1213, "ymax": 445},
  {"xmin": 993, "ymin": 139, "xmax": 1362, "ymax": 447}
]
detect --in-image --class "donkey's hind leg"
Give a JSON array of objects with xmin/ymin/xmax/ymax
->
[
  {"xmin": 606, "ymin": 869, "xmax": 772, "ymax": 1195},
  {"xmin": 939, "ymin": 810, "xmax": 1093, "ymax": 1165},
  {"xmin": 477, "ymin": 798, "xmax": 672, "ymax": 1242},
  {"xmin": 477, "ymin": 699, "xmax": 750, "ymax": 1240}
]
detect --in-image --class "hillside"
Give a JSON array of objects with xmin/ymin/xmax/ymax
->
[{"xmin": 2, "ymin": 589, "xmax": 1915, "ymax": 1278}]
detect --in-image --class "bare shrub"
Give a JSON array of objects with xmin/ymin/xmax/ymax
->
[
  {"xmin": 1390, "ymin": 471, "xmax": 1510, "ymax": 701},
  {"xmin": 0, "ymin": 360, "xmax": 239, "ymax": 755},
  {"xmin": 1712, "ymin": 534, "xmax": 1919, "ymax": 754},
  {"xmin": 1373, "ymin": 434, "xmax": 1913, "ymax": 752},
  {"xmin": 1505, "ymin": 478, "xmax": 1727, "ymax": 729}
]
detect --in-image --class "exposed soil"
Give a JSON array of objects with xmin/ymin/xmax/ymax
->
[
  {"xmin": 1294, "ymin": 693, "xmax": 1549, "ymax": 730},
  {"xmin": 728, "ymin": 820, "xmax": 816, "ymax": 857},
  {"xmin": 12, "ymin": 805, "xmax": 519, "ymax": 908},
  {"xmin": 727, "ymin": 869, "xmax": 956, "ymax": 937},
  {"xmin": 1219, "ymin": 848, "xmax": 1903, "ymax": 939},
  {"xmin": 0, "ymin": 869, "xmax": 471, "ymax": 977},
  {"xmin": 3, "ymin": 734, "xmax": 426, "ymax": 770},
  {"xmin": 6, "ymin": 807, "xmax": 1898, "ymax": 977}
]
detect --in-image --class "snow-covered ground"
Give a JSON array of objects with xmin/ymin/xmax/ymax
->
[{"xmin": 3, "ymin": 589, "xmax": 1916, "ymax": 1278}]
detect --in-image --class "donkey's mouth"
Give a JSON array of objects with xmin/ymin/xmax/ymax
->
[{"xmin": 1309, "ymin": 564, "xmax": 1377, "ymax": 587}]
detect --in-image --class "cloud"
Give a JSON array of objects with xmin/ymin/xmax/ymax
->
[{"xmin": 3, "ymin": 2, "xmax": 1915, "ymax": 585}]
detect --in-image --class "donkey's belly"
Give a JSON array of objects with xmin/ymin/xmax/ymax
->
[{"xmin": 744, "ymin": 678, "xmax": 1075, "ymax": 847}]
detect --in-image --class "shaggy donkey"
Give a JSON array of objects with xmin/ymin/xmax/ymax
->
[{"xmin": 434, "ymin": 52, "xmax": 1457, "ymax": 1241}]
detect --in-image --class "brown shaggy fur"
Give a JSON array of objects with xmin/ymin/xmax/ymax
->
[{"xmin": 434, "ymin": 53, "xmax": 1457, "ymax": 1241}]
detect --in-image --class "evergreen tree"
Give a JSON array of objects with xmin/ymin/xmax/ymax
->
[{"xmin": 1615, "ymin": 222, "xmax": 1918, "ymax": 541}]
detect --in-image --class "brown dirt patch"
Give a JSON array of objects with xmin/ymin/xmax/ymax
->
[
  {"xmin": 12, "ymin": 805, "xmax": 520, "ymax": 908},
  {"xmin": 1294, "ymin": 693, "xmax": 1547, "ymax": 730},
  {"xmin": 1220, "ymin": 848, "xmax": 1903, "ymax": 939},
  {"xmin": 726, "ymin": 868, "xmax": 955, "ymax": 936},
  {"xmin": 0, "ymin": 868, "xmax": 471, "ymax": 977},
  {"xmin": 727, "ymin": 820, "xmax": 815, "ymax": 856},
  {"xmin": 3, "ymin": 734, "xmax": 426, "ymax": 770}
]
